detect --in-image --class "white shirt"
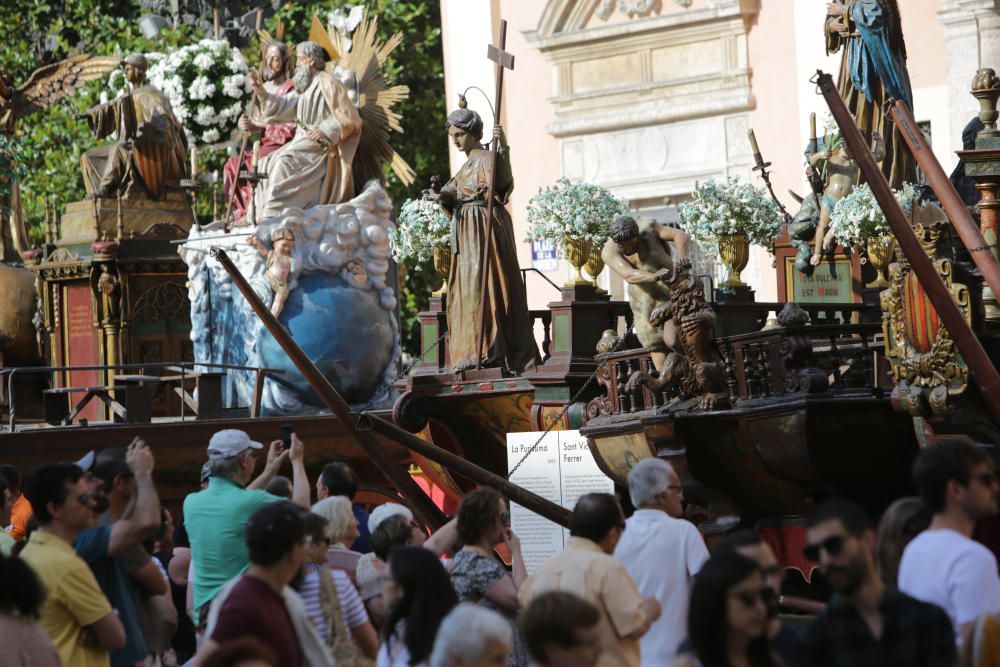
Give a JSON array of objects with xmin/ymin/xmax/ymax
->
[
  {"xmin": 898, "ymin": 528, "xmax": 1000, "ymax": 644},
  {"xmin": 614, "ymin": 509, "xmax": 709, "ymax": 666},
  {"xmin": 376, "ymin": 625, "xmax": 426, "ymax": 667}
]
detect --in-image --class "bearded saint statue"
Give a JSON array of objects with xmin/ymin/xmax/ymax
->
[
  {"xmin": 224, "ymin": 41, "xmax": 296, "ymax": 223},
  {"xmin": 78, "ymin": 54, "xmax": 188, "ymax": 199},
  {"xmin": 247, "ymin": 41, "xmax": 362, "ymax": 220},
  {"xmin": 825, "ymin": 0, "xmax": 916, "ymax": 188}
]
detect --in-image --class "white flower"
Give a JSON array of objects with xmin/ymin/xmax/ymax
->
[
  {"xmin": 524, "ymin": 178, "xmax": 629, "ymax": 249},
  {"xmin": 391, "ymin": 198, "xmax": 452, "ymax": 262},
  {"xmin": 678, "ymin": 177, "xmax": 783, "ymax": 260},
  {"xmin": 189, "ymin": 76, "xmax": 215, "ymax": 101},
  {"xmin": 194, "ymin": 105, "xmax": 217, "ymax": 126},
  {"xmin": 221, "ymin": 74, "xmax": 247, "ymax": 99},
  {"xmin": 201, "ymin": 128, "xmax": 220, "ymax": 144},
  {"xmin": 193, "ymin": 52, "xmax": 214, "ymax": 70}
]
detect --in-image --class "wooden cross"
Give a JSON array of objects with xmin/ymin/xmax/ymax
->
[{"xmin": 475, "ymin": 20, "xmax": 515, "ymax": 370}]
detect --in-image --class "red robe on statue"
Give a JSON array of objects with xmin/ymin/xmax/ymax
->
[{"xmin": 223, "ymin": 78, "xmax": 296, "ymax": 222}]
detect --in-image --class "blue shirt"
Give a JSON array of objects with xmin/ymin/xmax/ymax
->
[
  {"xmin": 74, "ymin": 525, "xmax": 147, "ymax": 667},
  {"xmin": 350, "ymin": 504, "xmax": 371, "ymax": 553},
  {"xmin": 183, "ymin": 477, "xmax": 282, "ymax": 613}
]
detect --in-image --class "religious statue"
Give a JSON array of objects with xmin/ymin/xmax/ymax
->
[
  {"xmin": 223, "ymin": 41, "xmax": 296, "ymax": 223},
  {"xmin": 809, "ymin": 131, "xmax": 884, "ymax": 265},
  {"xmin": 0, "ymin": 53, "xmax": 118, "ymax": 261},
  {"xmin": 247, "ymin": 227, "xmax": 295, "ymax": 318},
  {"xmin": 77, "ymin": 55, "xmax": 188, "ymax": 199},
  {"xmin": 600, "ymin": 215, "xmax": 690, "ymax": 372},
  {"xmin": 624, "ymin": 258, "xmax": 730, "ymax": 411},
  {"xmin": 426, "ymin": 108, "xmax": 538, "ymax": 373},
  {"xmin": 248, "ymin": 41, "xmax": 362, "ymax": 220},
  {"xmin": 95, "ymin": 264, "xmax": 122, "ymax": 323},
  {"xmin": 824, "ymin": 0, "xmax": 915, "ymax": 188}
]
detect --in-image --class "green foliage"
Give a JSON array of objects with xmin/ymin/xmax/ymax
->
[{"xmin": 0, "ymin": 0, "xmax": 448, "ymax": 357}]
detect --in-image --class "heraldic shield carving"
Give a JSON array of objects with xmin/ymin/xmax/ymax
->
[{"xmin": 880, "ymin": 202, "xmax": 972, "ymax": 417}]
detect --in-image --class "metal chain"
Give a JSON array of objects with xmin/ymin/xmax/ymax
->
[{"xmin": 507, "ymin": 352, "xmax": 612, "ymax": 478}]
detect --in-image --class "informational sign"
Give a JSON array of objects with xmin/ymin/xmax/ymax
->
[
  {"xmin": 507, "ymin": 430, "xmax": 614, "ymax": 573},
  {"xmin": 785, "ymin": 255, "xmax": 854, "ymax": 303},
  {"xmin": 531, "ymin": 239, "xmax": 558, "ymax": 272},
  {"xmin": 64, "ymin": 284, "xmax": 101, "ymax": 421}
]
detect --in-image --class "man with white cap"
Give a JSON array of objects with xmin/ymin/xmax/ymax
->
[{"xmin": 182, "ymin": 428, "xmax": 309, "ymax": 630}]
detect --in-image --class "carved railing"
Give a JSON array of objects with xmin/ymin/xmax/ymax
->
[{"xmin": 585, "ymin": 314, "xmax": 889, "ymax": 421}]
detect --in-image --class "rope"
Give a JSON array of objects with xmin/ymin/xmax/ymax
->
[{"xmin": 507, "ymin": 352, "xmax": 612, "ymax": 478}]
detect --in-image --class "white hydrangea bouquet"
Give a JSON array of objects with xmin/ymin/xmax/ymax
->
[
  {"xmin": 828, "ymin": 181, "xmax": 920, "ymax": 246},
  {"xmin": 678, "ymin": 177, "xmax": 784, "ymax": 260},
  {"xmin": 391, "ymin": 198, "xmax": 452, "ymax": 262},
  {"xmin": 108, "ymin": 39, "xmax": 250, "ymax": 146},
  {"xmin": 524, "ymin": 178, "xmax": 629, "ymax": 249}
]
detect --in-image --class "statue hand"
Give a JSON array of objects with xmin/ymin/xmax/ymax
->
[
  {"xmin": 675, "ymin": 257, "xmax": 692, "ymax": 272},
  {"xmin": 654, "ymin": 267, "xmax": 672, "ymax": 282},
  {"xmin": 810, "ymin": 253, "xmax": 822, "ymax": 266},
  {"xmin": 493, "ymin": 124, "xmax": 506, "ymax": 147},
  {"xmin": 248, "ymin": 70, "xmax": 265, "ymax": 96},
  {"xmin": 828, "ymin": 17, "xmax": 846, "ymax": 33},
  {"xmin": 237, "ymin": 115, "xmax": 256, "ymax": 133},
  {"xmin": 307, "ymin": 129, "xmax": 327, "ymax": 145}
]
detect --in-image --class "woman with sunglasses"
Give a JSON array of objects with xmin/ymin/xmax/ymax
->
[
  {"xmin": 450, "ymin": 488, "xmax": 530, "ymax": 667},
  {"xmin": 673, "ymin": 552, "xmax": 780, "ymax": 667}
]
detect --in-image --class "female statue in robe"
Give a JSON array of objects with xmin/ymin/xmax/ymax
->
[
  {"xmin": 427, "ymin": 108, "xmax": 538, "ymax": 373},
  {"xmin": 825, "ymin": 0, "xmax": 916, "ymax": 188}
]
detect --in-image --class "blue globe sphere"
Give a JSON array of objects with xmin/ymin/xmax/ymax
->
[{"xmin": 257, "ymin": 271, "xmax": 395, "ymax": 406}]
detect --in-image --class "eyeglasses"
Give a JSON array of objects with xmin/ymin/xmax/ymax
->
[
  {"xmin": 732, "ymin": 587, "xmax": 772, "ymax": 608},
  {"xmin": 803, "ymin": 534, "xmax": 846, "ymax": 562}
]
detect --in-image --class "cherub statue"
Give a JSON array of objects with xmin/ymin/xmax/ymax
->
[
  {"xmin": 341, "ymin": 260, "xmax": 368, "ymax": 288},
  {"xmin": 248, "ymin": 228, "xmax": 295, "ymax": 318},
  {"xmin": 809, "ymin": 131, "xmax": 884, "ymax": 266}
]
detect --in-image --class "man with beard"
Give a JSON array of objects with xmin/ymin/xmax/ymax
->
[
  {"xmin": 73, "ymin": 439, "xmax": 164, "ymax": 667},
  {"xmin": 795, "ymin": 499, "xmax": 956, "ymax": 667},
  {"xmin": 898, "ymin": 440, "xmax": 1000, "ymax": 645},
  {"xmin": 223, "ymin": 41, "xmax": 296, "ymax": 224},
  {"xmin": 247, "ymin": 41, "xmax": 362, "ymax": 219}
]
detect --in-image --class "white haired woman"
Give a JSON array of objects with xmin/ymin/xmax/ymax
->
[
  {"xmin": 430, "ymin": 603, "xmax": 512, "ymax": 667},
  {"xmin": 312, "ymin": 495, "xmax": 363, "ymax": 582}
]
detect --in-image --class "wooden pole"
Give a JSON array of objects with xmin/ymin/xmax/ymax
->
[
  {"xmin": 362, "ymin": 414, "xmax": 571, "ymax": 527},
  {"xmin": 816, "ymin": 71, "xmax": 1000, "ymax": 425},
  {"xmin": 209, "ymin": 248, "xmax": 448, "ymax": 528},
  {"xmin": 474, "ymin": 19, "xmax": 511, "ymax": 370},
  {"xmin": 888, "ymin": 99, "xmax": 1000, "ymax": 300}
]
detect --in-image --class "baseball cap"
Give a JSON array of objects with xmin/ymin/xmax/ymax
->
[
  {"xmin": 207, "ymin": 429, "xmax": 263, "ymax": 461},
  {"xmin": 76, "ymin": 451, "xmax": 96, "ymax": 472}
]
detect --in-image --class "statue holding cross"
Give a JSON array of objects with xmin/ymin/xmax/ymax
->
[{"xmin": 427, "ymin": 21, "xmax": 538, "ymax": 373}]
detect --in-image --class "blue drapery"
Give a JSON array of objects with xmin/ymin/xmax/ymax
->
[{"xmin": 848, "ymin": 0, "xmax": 913, "ymax": 110}]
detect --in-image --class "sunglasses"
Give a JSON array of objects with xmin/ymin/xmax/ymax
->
[
  {"xmin": 732, "ymin": 587, "xmax": 773, "ymax": 608},
  {"xmin": 803, "ymin": 534, "xmax": 846, "ymax": 562}
]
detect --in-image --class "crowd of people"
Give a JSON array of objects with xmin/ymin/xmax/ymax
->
[{"xmin": 0, "ymin": 430, "xmax": 997, "ymax": 667}]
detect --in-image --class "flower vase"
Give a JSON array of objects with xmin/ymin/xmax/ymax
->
[
  {"xmin": 718, "ymin": 233, "xmax": 750, "ymax": 288},
  {"xmin": 865, "ymin": 236, "xmax": 895, "ymax": 289},
  {"xmin": 584, "ymin": 246, "xmax": 606, "ymax": 294},
  {"xmin": 432, "ymin": 246, "xmax": 451, "ymax": 297},
  {"xmin": 564, "ymin": 236, "xmax": 593, "ymax": 286}
]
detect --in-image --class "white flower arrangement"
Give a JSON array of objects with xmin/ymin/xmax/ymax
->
[
  {"xmin": 678, "ymin": 177, "xmax": 784, "ymax": 260},
  {"xmin": 107, "ymin": 39, "xmax": 250, "ymax": 147},
  {"xmin": 828, "ymin": 181, "xmax": 920, "ymax": 246},
  {"xmin": 524, "ymin": 178, "xmax": 629, "ymax": 248},
  {"xmin": 390, "ymin": 198, "xmax": 452, "ymax": 263}
]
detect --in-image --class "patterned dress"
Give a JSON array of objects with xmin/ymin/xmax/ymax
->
[{"xmin": 449, "ymin": 549, "xmax": 529, "ymax": 667}]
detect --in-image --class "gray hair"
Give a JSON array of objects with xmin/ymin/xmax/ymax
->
[
  {"xmin": 609, "ymin": 216, "xmax": 639, "ymax": 244},
  {"xmin": 627, "ymin": 458, "xmax": 675, "ymax": 508},
  {"xmin": 208, "ymin": 456, "xmax": 242, "ymax": 482},
  {"xmin": 429, "ymin": 604, "xmax": 512, "ymax": 667},
  {"xmin": 296, "ymin": 41, "xmax": 327, "ymax": 69},
  {"xmin": 312, "ymin": 496, "xmax": 355, "ymax": 546}
]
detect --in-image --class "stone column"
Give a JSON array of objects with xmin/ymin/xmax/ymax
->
[{"xmin": 939, "ymin": 0, "xmax": 1000, "ymax": 150}]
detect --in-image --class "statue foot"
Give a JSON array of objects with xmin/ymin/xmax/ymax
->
[{"xmin": 451, "ymin": 359, "xmax": 476, "ymax": 373}]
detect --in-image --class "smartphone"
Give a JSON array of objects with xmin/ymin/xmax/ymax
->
[{"xmin": 280, "ymin": 424, "xmax": 294, "ymax": 449}]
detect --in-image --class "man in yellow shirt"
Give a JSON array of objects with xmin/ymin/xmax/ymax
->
[
  {"xmin": 20, "ymin": 462, "xmax": 125, "ymax": 667},
  {"xmin": 518, "ymin": 493, "xmax": 661, "ymax": 667}
]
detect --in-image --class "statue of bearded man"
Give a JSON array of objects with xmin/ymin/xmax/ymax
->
[{"xmin": 248, "ymin": 41, "xmax": 362, "ymax": 220}]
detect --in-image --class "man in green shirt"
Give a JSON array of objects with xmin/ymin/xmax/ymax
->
[{"xmin": 183, "ymin": 428, "xmax": 310, "ymax": 620}]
